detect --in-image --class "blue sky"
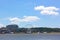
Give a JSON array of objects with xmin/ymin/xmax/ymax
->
[{"xmin": 0, "ymin": 0, "xmax": 60, "ymax": 28}]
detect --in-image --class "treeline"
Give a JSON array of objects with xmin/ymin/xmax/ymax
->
[
  {"xmin": 0, "ymin": 24, "xmax": 60, "ymax": 34},
  {"xmin": 17, "ymin": 27, "xmax": 60, "ymax": 33},
  {"xmin": 30, "ymin": 27, "xmax": 60, "ymax": 33}
]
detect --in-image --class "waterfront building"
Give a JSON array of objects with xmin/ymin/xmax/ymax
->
[{"xmin": 6, "ymin": 24, "xmax": 19, "ymax": 33}]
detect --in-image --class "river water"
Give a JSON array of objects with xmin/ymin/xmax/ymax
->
[{"xmin": 0, "ymin": 33, "xmax": 60, "ymax": 40}]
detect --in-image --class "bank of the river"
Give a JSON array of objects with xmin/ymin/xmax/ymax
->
[{"xmin": 14, "ymin": 32, "xmax": 60, "ymax": 35}]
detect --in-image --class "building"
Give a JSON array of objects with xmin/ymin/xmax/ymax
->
[
  {"xmin": 6, "ymin": 24, "xmax": 19, "ymax": 33},
  {"xmin": 0, "ymin": 27, "xmax": 10, "ymax": 34}
]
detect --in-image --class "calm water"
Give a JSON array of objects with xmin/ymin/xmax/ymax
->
[{"xmin": 0, "ymin": 33, "xmax": 60, "ymax": 40}]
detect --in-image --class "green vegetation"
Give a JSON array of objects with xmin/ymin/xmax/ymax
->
[
  {"xmin": 17, "ymin": 27, "xmax": 60, "ymax": 33},
  {"xmin": 30, "ymin": 27, "xmax": 60, "ymax": 33},
  {"xmin": 0, "ymin": 24, "xmax": 60, "ymax": 34}
]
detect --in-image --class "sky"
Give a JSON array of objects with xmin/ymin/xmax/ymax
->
[{"xmin": 0, "ymin": 0, "xmax": 60, "ymax": 28}]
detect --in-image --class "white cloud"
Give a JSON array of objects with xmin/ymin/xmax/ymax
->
[
  {"xmin": 0, "ymin": 24, "xmax": 5, "ymax": 28},
  {"xmin": 9, "ymin": 17, "xmax": 21, "ymax": 24},
  {"xmin": 9, "ymin": 16, "xmax": 40, "ymax": 24},
  {"xmin": 34, "ymin": 6, "xmax": 59, "ymax": 15},
  {"xmin": 23, "ymin": 16, "xmax": 40, "ymax": 22}
]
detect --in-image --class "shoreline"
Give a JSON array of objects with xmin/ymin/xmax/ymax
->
[
  {"xmin": 12, "ymin": 32, "xmax": 60, "ymax": 34},
  {"xmin": 0, "ymin": 32, "xmax": 60, "ymax": 34}
]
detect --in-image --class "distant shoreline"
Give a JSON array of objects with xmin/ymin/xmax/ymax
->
[
  {"xmin": 13, "ymin": 32, "xmax": 60, "ymax": 34},
  {"xmin": 0, "ymin": 32, "xmax": 60, "ymax": 34},
  {"xmin": 0, "ymin": 33, "xmax": 60, "ymax": 35}
]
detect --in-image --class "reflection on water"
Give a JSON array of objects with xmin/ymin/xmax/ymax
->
[{"xmin": 0, "ymin": 34, "xmax": 60, "ymax": 40}]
